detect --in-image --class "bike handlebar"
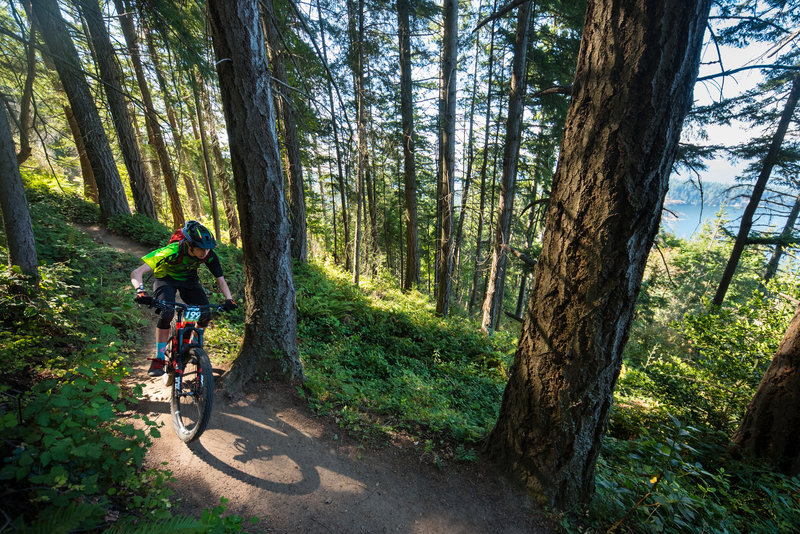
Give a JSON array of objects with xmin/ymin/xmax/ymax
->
[{"xmin": 138, "ymin": 299, "xmax": 228, "ymax": 313}]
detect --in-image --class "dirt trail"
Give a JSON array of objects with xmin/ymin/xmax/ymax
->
[{"xmin": 79, "ymin": 224, "xmax": 551, "ymax": 533}]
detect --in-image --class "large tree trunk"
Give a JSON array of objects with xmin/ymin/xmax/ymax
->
[
  {"xmin": 480, "ymin": 0, "xmax": 532, "ymax": 333},
  {"xmin": 485, "ymin": 0, "xmax": 710, "ymax": 509},
  {"xmin": 78, "ymin": 0, "xmax": 156, "ymax": 219},
  {"xmin": 0, "ymin": 108, "xmax": 39, "ymax": 278},
  {"xmin": 30, "ymin": 0, "xmax": 130, "ymax": 220},
  {"xmin": 114, "ymin": 0, "xmax": 184, "ymax": 227},
  {"xmin": 398, "ymin": 0, "xmax": 420, "ymax": 290},
  {"xmin": 262, "ymin": 0, "xmax": 308, "ymax": 262},
  {"xmin": 208, "ymin": 0, "xmax": 304, "ymax": 390},
  {"xmin": 731, "ymin": 304, "xmax": 800, "ymax": 475},
  {"xmin": 435, "ymin": 0, "xmax": 457, "ymax": 317},
  {"xmin": 713, "ymin": 73, "xmax": 800, "ymax": 307}
]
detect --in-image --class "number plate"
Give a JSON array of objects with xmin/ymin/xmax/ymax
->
[{"xmin": 184, "ymin": 306, "xmax": 202, "ymax": 322}]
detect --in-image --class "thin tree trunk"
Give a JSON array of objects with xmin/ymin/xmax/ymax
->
[
  {"xmin": 200, "ymin": 73, "xmax": 240, "ymax": 246},
  {"xmin": 468, "ymin": 3, "xmax": 498, "ymax": 314},
  {"xmin": 144, "ymin": 29, "xmax": 203, "ymax": 219},
  {"xmin": 398, "ymin": 0, "xmax": 419, "ymax": 289},
  {"xmin": 16, "ymin": 16, "xmax": 37, "ymax": 165},
  {"xmin": 208, "ymin": 0, "xmax": 304, "ymax": 390},
  {"xmin": 31, "ymin": 0, "xmax": 130, "ymax": 220},
  {"xmin": 713, "ymin": 73, "xmax": 800, "ymax": 306},
  {"xmin": 0, "ymin": 107, "xmax": 39, "ymax": 278},
  {"xmin": 348, "ymin": 0, "xmax": 365, "ymax": 285},
  {"xmin": 192, "ymin": 73, "xmax": 220, "ymax": 239},
  {"xmin": 485, "ymin": 0, "xmax": 710, "ymax": 507},
  {"xmin": 114, "ymin": 0, "xmax": 184, "ymax": 227},
  {"xmin": 318, "ymin": 0, "xmax": 350, "ymax": 270},
  {"xmin": 78, "ymin": 0, "xmax": 156, "ymax": 219},
  {"xmin": 435, "ymin": 0, "xmax": 458, "ymax": 317},
  {"xmin": 763, "ymin": 192, "xmax": 800, "ymax": 283},
  {"xmin": 262, "ymin": 0, "xmax": 308, "ymax": 262},
  {"xmin": 64, "ymin": 104, "xmax": 98, "ymax": 202},
  {"xmin": 481, "ymin": 0, "xmax": 532, "ymax": 333}
]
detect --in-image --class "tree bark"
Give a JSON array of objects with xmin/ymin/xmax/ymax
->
[
  {"xmin": 480, "ymin": 0, "xmax": 532, "ymax": 333},
  {"xmin": 0, "ymin": 107, "xmax": 39, "ymax": 278},
  {"xmin": 348, "ymin": 0, "xmax": 365, "ymax": 285},
  {"xmin": 208, "ymin": 0, "xmax": 304, "ymax": 389},
  {"xmin": 398, "ymin": 0, "xmax": 420, "ymax": 290},
  {"xmin": 78, "ymin": 0, "xmax": 156, "ymax": 219},
  {"xmin": 731, "ymin": 304, "xmax": 800, "ymax": 475},
  {"xmin": 713, "ymin": 73, "xmax": 800, "ymax": 306},
  {"xmin": 485, "ymin": 0, "xmax": 710, "ymax": 508},
  {"xmin": 435, "ymin": 0, "xmax": 457, "ymax": 317},
  {"xmin": 114, "ymin": 0, "xmax": 184, "ymax": 227},
  {"xmin": 30, "ymin": 0, "xmax": 130, "ymax": 220},
  {"xmin": 262, "ymin": 0, "xmax": 308, "ymax": 262}
]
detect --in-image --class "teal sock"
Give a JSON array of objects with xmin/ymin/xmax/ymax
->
[{"xmin": 156, "ymin": 342, "xmax": 167, "ymax": 360}]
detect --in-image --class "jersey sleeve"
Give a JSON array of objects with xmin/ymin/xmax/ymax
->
[{"xmin": 205, "ymin": 251, "xmax": 224, "ymax": 278}]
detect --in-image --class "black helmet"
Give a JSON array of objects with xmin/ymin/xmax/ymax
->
[{"xmin": 181, "ymin": 220, "xmax": 216, "ymax": 249}]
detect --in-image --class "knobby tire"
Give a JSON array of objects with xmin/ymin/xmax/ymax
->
[{"xmin": 170, "ymin": 347, "xmax": 214, "ymax": 442}]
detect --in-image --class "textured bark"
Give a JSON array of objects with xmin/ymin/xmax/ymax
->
[
  {"xmin": 262, "ymin": 0, "xmax": 308, "ymax": 262},
  {"xmin": 732, "ymin": 305, "xmax": 800, "ymax": 475},
  {"xmin": 114, "ymin": 0, "xmax": 184, "ymax": 227},
  {"xmin": 480, "ymin": 1, "xmax": 532, "ymax": 333},
  {"xmin": 485, "ymin": 0, "xmax": 710, "ymax": 508},
  {"xmin": 398, "ymin": 0, "xmax": 419, "ymax": 290},
  {"xmin": 348, "ymin": 0, "xmax": 364, "ymax": 285},
  {"xmin": 435, "ymin": 0, "xmax": 457, "ymax": 317},
  {"xmin": 208, "ymin": 0, "xmax": 304, "ymax": 389},
  {"xmin": 0, "ymin": 108, "xmax": 39, "ymax": 278},
  {"xmin": 78, "ymin": 0, "xmax": 156, "ymax": 219},
  {"xmin": 713, "ymin": 73, "xmax": 800, "ymax": 306},
  {"xmin": 31, "ymin": 0, "xmax": 130, "ymax": 220}
]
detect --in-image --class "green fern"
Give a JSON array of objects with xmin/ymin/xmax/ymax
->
[
  {"xmin": 20, "ymin": 502, "xmax": 100, "ymax": 534},
  {"xmin": 102, "ymin": 514, "xmax": 208, "ymax": 534}
]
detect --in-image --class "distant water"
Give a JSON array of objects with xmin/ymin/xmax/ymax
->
[{"xmin": 661, "ymin": 203, "xmax": 788, "ymax": 240}]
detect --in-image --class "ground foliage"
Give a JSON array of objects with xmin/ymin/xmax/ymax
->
[
  {"xmin": 4, "ymin": 180, "xmax": 800, "ymax": 532},
  {"xmin": 0, "ymin": 174, "xmax": 249, "ymax": 532}
]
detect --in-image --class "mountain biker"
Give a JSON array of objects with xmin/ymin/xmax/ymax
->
[{"xmin": 130, "ymin": 220, "xmax": 237, "ymax": 377}]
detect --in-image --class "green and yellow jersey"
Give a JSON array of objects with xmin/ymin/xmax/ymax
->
[{"xmin": 141, "ymin": 242, "xmax": 224, "ymax": 282}]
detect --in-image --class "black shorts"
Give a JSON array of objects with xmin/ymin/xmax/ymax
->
[{"xmin": 152, "ymin": 278, "xmax": 210, "ymax": 328}]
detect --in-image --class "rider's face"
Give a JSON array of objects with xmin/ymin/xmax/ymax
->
[{"xmin": 188, "ymin": 244, "xmax": 210, "ymax": 260}]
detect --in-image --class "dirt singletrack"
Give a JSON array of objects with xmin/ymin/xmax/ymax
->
[{"xmin": 79, "ymin": 224, "xmax": 552, "ymax": 533}]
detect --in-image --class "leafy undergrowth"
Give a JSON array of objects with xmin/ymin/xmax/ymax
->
[
  {"xmin": 569, "ymin": 230, "xmax": 800, "ymax": 533},
  {"xmin": 0, "ymin": 172, "xmax": 249, "ymax": 532}
]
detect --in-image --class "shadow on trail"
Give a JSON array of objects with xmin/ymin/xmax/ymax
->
[{"xmin": 186, "ymin": 409, "xmax": 323, "ymax": 496}]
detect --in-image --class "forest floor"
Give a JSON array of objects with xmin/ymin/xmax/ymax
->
[{"xmin": 79, "ymin": 224, "xmax": 552, "ymax": 534}]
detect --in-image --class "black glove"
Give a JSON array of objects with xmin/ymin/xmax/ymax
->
[
  {"xmin": 135, "ymin": 290, "xmax": 153, "ymax": 306},
  {"xmin": 222, "ymin": 299, "xmax": 237, "ymax": 311}
]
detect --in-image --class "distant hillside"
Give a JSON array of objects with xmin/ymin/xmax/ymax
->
[{"xmin": 666, "ymin": 179, "xmax": 736, "ymax": 206}]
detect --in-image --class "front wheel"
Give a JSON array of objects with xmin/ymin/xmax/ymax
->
[{"xmin": 170, "ymin": 347, "xmax": 214, "ymax": 442}]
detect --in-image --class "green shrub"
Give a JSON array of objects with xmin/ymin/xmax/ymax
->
[{"xmin": 107, "ymin": 213, "xmax": 172, "ymax": 247}]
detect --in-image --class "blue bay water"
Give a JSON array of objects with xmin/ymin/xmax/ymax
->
[{"xmin": 661, "ymin": 203, "xmax": 788, "ymax": 240}]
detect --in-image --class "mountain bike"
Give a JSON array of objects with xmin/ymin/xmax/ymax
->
[{"xmin": 141, "ymin": 300, "xmax": 225, "ymax": 443}]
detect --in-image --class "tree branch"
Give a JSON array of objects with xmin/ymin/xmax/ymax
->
[
  {"xmin": 473, "ymin": 0, "xmax": 530, "ymax": 33},
  {"xmin": 502, "ymin": 243, "xmax": 537, "ymax": 268},
  {"xmin": 696, "ymin": 64, "xmax": 800, "ymax": 82}
]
